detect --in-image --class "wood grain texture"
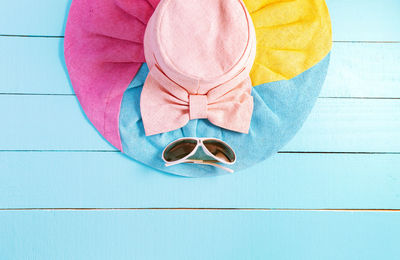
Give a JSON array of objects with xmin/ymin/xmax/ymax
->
[
  {"xmin": 321, "ymin": 42, "xmax": 400, "ymax": 98},
  {"xmin": 0, "ymin": 37, "xmax": 68, "ymax": 95},
  {"xmin": 1, "ymin": 0, "xmax": 400, "ymax": 41},
  {"xmin": 285, "ymin": 98, "xmax": 400, "ymax": 152},
  {"xmin": 0, "ymin": 0, "xmax": 399, "ymax": 259},
  {"xmin": 0, "ymin": 0, "xmax": 71, "ymax": 36},
  {"xmin": 0, "ymin": 152, "xmax": 399, "ymax": 209},
  {"xmin": 0, "ymin": 95, "xmax": 399, "ymax": 152},
  {"xmin": 329, "ymin": 0, "xmax": 400, "ymax": 41},
  {"xmin": 1, "ymin": 210, "xmax": 400, "ymax": 260}
]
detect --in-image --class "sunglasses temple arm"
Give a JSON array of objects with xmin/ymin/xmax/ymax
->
[
  {"xmin": 194, "ymin": 161, "xmax": 234, "ymax": 173},
  {"xmin": 165, "ymin": 160, "xmax": 234, "ymax": 174}
]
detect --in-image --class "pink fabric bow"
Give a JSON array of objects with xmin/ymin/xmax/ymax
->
[
  {"xmin": 140, "ymin": 0, "xmax": 257, "ymax": 136},
  {"xmin": 141, "ymin": 66, "xmax": 254, "ymax": 136}
]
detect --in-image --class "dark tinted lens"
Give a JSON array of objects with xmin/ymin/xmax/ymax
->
[
  {"xmin": 163, "ymin": 139, "xmax": 197, "ymax": 162},
  {"xmin": 203, "ymin": 140, "xmax": 235, "ymax": 163}
]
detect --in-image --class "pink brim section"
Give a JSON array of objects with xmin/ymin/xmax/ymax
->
[{"xmin": 64, "ymin": 0, "xmax": 159, "ymax": 150}]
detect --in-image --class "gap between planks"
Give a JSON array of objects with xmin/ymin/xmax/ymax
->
[
  {"xmin": 1, "ymin": 34, "xmax": 400, "ymax": 44},
  {"xmin": 1, "ymin": 94, "xmax": 399, "ymax": 100},
  {"xmin": 1, "ymin": 150, "xmax": 400, "ymax": 154},
  {"xmin": 0, "ymin": 208, "xmax": 399, "ymax": 212}
]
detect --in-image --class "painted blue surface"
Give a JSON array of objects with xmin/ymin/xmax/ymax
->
[
  {"xmin": 1, "ymin": 210, "xmax": 400, "ymax": 260},
  {"xmin": 1, "ymin": 152, "xmax": 400, "ymax": 209},
  {"xmin": 0, "ymin": 0, "xmax": 400, "ymax": 259}
]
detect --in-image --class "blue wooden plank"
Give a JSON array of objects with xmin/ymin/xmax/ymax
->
[
  {"xmin": 0, "ymin": 152, "xmax": 399, "ymax": 209},
  {"xmin": 0, "ymin": 210, "xmax": 399, "ymax": 260},
  {"xmin": 284, "ymin": 98, "xmax": 400, "ymax": 152},
  {"xmin": 0, "ymin": 0, "xmax": 71, "ymax": 36},
  {"xmin": 321, "ymin": 42, "xmax": 400, "ymax": 98},
  {"xmin": 1, "ymin": 0, "xmax": 400, "ymax": 41},
  {"xmin": 0, "ymin": 95, "xmax": 399, "ymax": 152},
  {"xmin": 0, "ymin": 95, "xmax": 113, "ymax": 150},
  {"xmin": 328, "ymin": 0, "xmax": 400, "ymax": 41},
  {"xmin": 0, "ymin": 37, "xmax": 69, "ymax": 94},
  {"xmin": 2, "ymin": 38, "xmax": 400, "ymax": 97}
]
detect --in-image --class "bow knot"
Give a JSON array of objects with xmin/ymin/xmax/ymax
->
[{"xmin": 189, "ymin": 94, "xmax": 208, "ymax": 120}]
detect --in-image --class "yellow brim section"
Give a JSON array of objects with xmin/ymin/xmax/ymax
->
[{"xmin": 243, "ymin": 0, "xmax": 332, "ymax": 85}]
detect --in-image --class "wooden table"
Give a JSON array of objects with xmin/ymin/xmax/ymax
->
[{"xmin": 1, "ymin": 0, "xmax": 399, "ymax": 259}]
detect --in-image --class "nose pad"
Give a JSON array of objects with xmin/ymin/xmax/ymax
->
[{"xmin": 187, "ymin": 145, "xmax": 216, "ymax": 161}]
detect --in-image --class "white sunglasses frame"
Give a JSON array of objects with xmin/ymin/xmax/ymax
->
[{"xmin": 161, "ymin": 137, "xmax": 236, "ymax": 173}]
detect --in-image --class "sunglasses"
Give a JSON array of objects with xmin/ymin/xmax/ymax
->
[{"xmin": 162, "ymin": 138, "xmax": 237, "ymax": 173}]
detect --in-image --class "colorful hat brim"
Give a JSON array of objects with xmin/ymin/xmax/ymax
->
[{"xmin": 64, "ymin": 0, "xmax": 332, "ymax": 176}]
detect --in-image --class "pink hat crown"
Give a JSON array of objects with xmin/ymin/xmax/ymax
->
[{"xmin": 141, "ymin": 0, "xmax": 257, "ymax": 136}]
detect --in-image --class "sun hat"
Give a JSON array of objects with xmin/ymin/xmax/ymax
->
[
  {"xmin": 64, "ymin": 0, "xmax": 332, "ymax": 177},
  {"xmin": 141, "ymin": 0, "xmax": 256, "ymax": 136}
]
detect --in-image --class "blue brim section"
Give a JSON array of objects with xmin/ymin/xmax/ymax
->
[{"xmin": 119, "ymin": 53, "xmax": 331, "ymax": 177}]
